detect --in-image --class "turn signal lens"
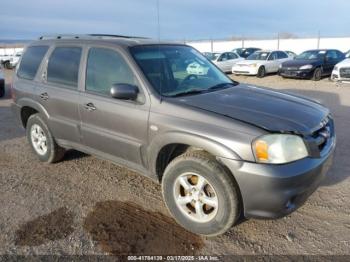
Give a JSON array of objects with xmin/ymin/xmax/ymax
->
[{"xmin": 255, "ymin": 140, "xmax": 269, "ymax": 161}]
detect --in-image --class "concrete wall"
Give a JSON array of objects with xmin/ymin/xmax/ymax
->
[
  {"xmin": 0, "ymin": 47, "xmax": 24, "ymax": 56},
  {"xmin": 187, "ymin": 37, "xmax": 350, "ymax": 54}
]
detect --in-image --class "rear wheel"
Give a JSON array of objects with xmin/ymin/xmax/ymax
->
[
  {"xmin": 257, "ymin": 66, "xmax": 266, "ymax": 78},
  {"xmin": 26, "ymin": 114, "xmax": 65, "ymax": 163},
  {"xmin": 4, "ymin": 61, "xmax": 11, "ymax": 69},
  {"xmin": 162, "ymin": 150, "xmax": 240, "ymax": 236},
  {"xmin": 312, "ymin": 67, "xmax": 322, "ymax": 81}
]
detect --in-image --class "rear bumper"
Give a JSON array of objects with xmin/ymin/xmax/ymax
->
[
  {"xmin": 279, "ymin": 69, "xmax": 314, "ymax": 79},
  {"xmin": 219, "ymin": 136, "xmax": 335, "ymax": 219}
]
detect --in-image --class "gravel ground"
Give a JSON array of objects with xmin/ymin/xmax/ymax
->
[{"xmin": 0, "ymin": 69, "xmax": 349, "ymax": 256}]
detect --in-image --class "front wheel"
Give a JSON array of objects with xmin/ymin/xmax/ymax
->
[
  {"xmin": 257, "ymin": 66, "xmax": 266, "ymax": 78},
  {"xmin": 312, "ymin": 67, "xmax": 322, "ymax": 81},
  {"xmin": 26, "ymin": 114, "xmax": 65, "ymax": 163},
  {"xmin": 162, "ymin": 151, "xmax": 241, "ymax": 236}
]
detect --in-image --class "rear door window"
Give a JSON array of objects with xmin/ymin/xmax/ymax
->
[
  {"xmin": 47, "ymin": 47, "xmax": 82, "ymax": 88},
  {"xmin": 227, "ymin": 52, "xmax": 238, "ymax": 60},
  {"xmin": 277, "ymin": 51, "xmax": 288, "ymax": 59},
  {"xmin": 17, "ymin": 46, "xmax": 49, "ymax": 80}
]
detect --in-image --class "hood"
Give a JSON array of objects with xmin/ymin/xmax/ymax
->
[
  {"xmin": 336, "ymin": 58, "xmax": 350, "ymax": 67},
  {"xmin": 172, "ymin": 84, "xmax": 329, "ymax": 135},
  {"xmin": 281, "ymin": 59, "xmax": 321, "ymax": 68}
]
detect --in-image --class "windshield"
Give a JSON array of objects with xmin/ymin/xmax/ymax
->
[
  {"xmin": 130, "ymin": 45, "xmax": 235, "ymax": 97},
  {"xmin": 232, "ymin": 48, "xmax": 244, "ymax": 56},
  {"xmin": 296, "ymin": 50, "xmax": 325, "ymax": 60},
  {"xmin": 246, "ymin": 52, "xmax": 270, "ymax": 60},
  {"xmin": 203, "ymin": 52, "xmax": 220, "ymax": 61}
]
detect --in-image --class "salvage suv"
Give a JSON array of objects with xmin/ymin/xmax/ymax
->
[{"xmin": 11, "ymin": 35, "xmax": 335, "ymax": 236}]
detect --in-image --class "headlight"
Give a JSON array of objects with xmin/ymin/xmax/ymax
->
[
  {"xmin": 279, "ymin": 64, "xmax": 282, "ymax": 68},
  {"xmin": 249, "ymin": 63, "xmax": 257, "ymax": 67},
  {"xmin": 333, "ymin": 66, "xmax": 338, "ymax": 71},
  {"xmin": 253, "ymin": 134, "xmax": 308, "ymax": 164},
  {"xmin": 299, "ymin": 64, "xmax": 313, "ymax": 70}
]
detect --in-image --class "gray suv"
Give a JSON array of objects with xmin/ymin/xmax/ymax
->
[{"xmin": 11, "ymin": 35, "xmax": 335, "ymax": 236}]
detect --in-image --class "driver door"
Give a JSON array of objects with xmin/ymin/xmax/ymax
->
[
  {"xmin": 216, "ymin": 53, "xmax": 230, "ymax": 72},
  {"xmin": 266, "ymin": 52, "xmax": 279, "ymax": 72},
  {"xmin": 79, "ymin": 46, "xmax": 150, "ymax": 166}
]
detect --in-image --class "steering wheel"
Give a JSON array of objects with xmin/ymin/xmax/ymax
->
[{"xmin": 182, "ymin": 74, "xmax": 198, "ymax": 83}]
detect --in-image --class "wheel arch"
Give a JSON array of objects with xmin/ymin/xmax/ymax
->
[
  {"xmin": 149, "ymin": 131, "xmax": 241, "ymax": 181},
  {"xmin": 17, "ymin": 98, "xmax": 50, "ymax": 128}
]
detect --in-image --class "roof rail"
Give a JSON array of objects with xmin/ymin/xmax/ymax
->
[{"xmin": 38, "ymin": 34, "xmax": 149, "ymax": 40}]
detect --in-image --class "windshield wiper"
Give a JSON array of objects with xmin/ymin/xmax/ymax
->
[
  {"xmin": 208, "ymin": 81, "xmax": 238, "ymax": 91},
  {"xmin": 171, "ymin": 89, "xmax": 205, "ymax": 97}
]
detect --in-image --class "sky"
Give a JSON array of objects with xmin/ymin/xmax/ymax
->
[{"xmin": 0, "ymin": 0, "xmax": 349, "ymax": 41}]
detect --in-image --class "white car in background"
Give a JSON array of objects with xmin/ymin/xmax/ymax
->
[
  {"xmin": 212, "ymin": 52, "xmax": 244, "ymax": 73},
  {"xmin": 232, "ymin": 50, "xmax": 292, "ymax": 77},
  {"xmin": 186, "ymin": 61, "xmax": 210, "ymax": 75},
  {"xmin": 331, "ymin": 58, "xmax": 350, "ymax": 82},
  {"xmin": 9, "ymin": 52, "xmax": 22, "ymax": 68}
]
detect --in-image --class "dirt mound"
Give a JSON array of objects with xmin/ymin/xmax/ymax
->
[{"xmin": 83, "ymin": 200, "xmax": 203, "ymax": 255}]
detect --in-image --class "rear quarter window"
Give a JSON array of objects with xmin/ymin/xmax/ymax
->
[{"xmin": 17, "ymin": 46, "xmax": 49, "ymax": 80}]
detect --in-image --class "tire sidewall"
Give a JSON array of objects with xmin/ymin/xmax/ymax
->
[
  {"xmin": 162, "ymin": 155, "xmax": 239, "ymax": 236},
  {"xmin": 257, "ymin": 66, "xmax": 265, "ymax": 78},
  {"xmin": 26, "ymin": 114, "xmax": 55, "ymax": 162},
  {"xmin": 313, "ymin": 67, "xmax": 322, "ymax": 81}
]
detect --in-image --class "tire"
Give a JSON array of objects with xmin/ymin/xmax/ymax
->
[
  {"xmin": 161, "ymin": 150, "xmax": 240, "ymax": 236},
  {"xmin": 0, "ymin": 80, "xmax": 4, "ymax": 98},
  {"xmin": 26, "ymin": 114, "xmax": 65, "ymax": 163},
  {"xmin": 4, "ymin": 61, "xmax": 11, "ymax": 69},
  {"xmin": 257, "ymin": 66, "xmax": 266, "ymax": 78},
  {"xmin": 312, "ymin": 67, "xmax": 322, "ymax": 81}
]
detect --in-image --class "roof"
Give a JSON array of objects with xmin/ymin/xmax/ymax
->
[{"xmin": 32, "ymin": 34, "xmax": 180, "ymax": 47}]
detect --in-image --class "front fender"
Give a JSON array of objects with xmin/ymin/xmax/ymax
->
[{"xmin": 148, "ymin": 131, "xmax": 241, "ymax": 175}]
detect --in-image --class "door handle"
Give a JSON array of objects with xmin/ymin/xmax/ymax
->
[
  {"xmin": 40, "ymin": 92, "xmax": 49, "ymax": 100},
  {"xmin": 84, "ymin": 102, "xmax": 96, "ymax": 111}
]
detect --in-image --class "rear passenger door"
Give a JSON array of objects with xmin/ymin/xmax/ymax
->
[
  {"xmin": 79, "ymin": 47, "xmax": 150, "ymax": 167},
  {"xmin": 266, "ymin": 52, "xmax": 279, "ymax": 72},
  {"xmin": 36, "ymin": 46, "xmax": 83, "ymax": 144},
  {"xmin": 324, "ymin": 50, "xmax": 339, "ymax": 75}
]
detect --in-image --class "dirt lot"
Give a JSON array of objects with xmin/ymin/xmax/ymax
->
[{"xmin": 0, "ymin": 69, "xmax": 349, "ymax": 256}]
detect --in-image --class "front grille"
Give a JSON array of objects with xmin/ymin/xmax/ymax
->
[
  {"xmin": 280, "ymin": 70, "xmax": 298, "ymax": 76},
  {"xmin": 309, "ymin": 116, "xmax": 334, "ymax": 154},
  {"xmin": 340, "ymin": 67, "xmax": 350, "ymax": 78}
]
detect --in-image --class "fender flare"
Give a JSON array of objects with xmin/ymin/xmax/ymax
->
[
  {"xmin": 17, "ymin": 98, "xmax": 50, "ymax": 126},
  {"xmin": 148, "ymin": 131, "xmax": 241, "ymax": 176}
]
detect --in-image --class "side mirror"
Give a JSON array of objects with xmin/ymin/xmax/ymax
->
[{"xmin": 110, "ymin": 83, "xmax": 139, "ymax": 100}]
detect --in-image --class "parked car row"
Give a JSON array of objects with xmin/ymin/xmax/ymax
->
[
  {"xmin": 202, "ymin": 48, "xmax": 349, "ymax": 81},
  {"xmin": 0, "ymin": 51, "xmax": 22, "ymax": 69}
]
